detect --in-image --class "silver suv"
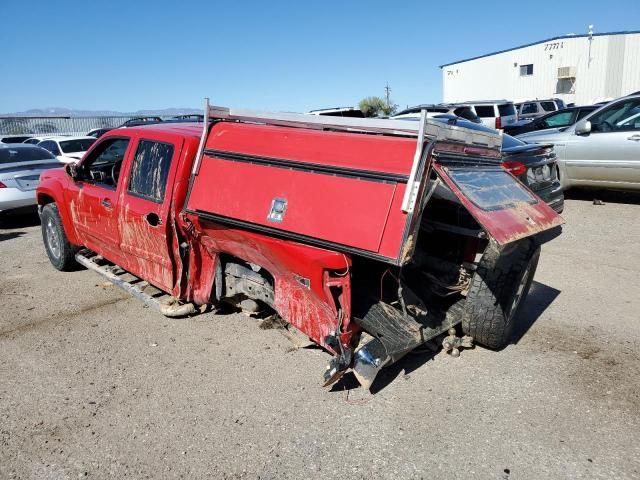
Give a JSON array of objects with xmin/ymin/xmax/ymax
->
[
  {"xmin": 449, "ymin": 100, "xmax": 518, "ymax": 130},
  {"xmin": 515, "ymin": 99, "xmax": 565, "ymax": 121}
]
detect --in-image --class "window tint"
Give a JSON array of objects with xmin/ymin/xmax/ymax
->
[
  {"xmin": 520, "ymin": 64, "xmax": 533, "ymax": 76},
  {"xmin": 0, "ymin": 146, "xmax": 56, "ymax": 164},
  {"xmin": 128, "ymin": 140, "xmax": 174, "ymax": 202},
  {"xmin": 590, "ymin": 99, "xmax": 640, "ymax": 133},
  {"xmin": 544, "ymin": 111, "xmax": 573, "ymax": 127},
  {"xmin": 498, "ymin": 104, "xmax": 516, "ymax": 116},
  {"xmin": 60, "ymin": 138, "xmax": 95, "ymax": 153},
  {"xmin": 521, "ymin": 103, "xmax": 538, "ymax": 115},
  {"xmin": 576, "ymin": 108, "xmax": 595, "ymax": 120},
  {"xmin": 39, "ymin": 141, "xmax": 61, "ymax": 156},
  {"xmin": 454, "ymin": 107, "xmax": 480, "ymax": 122},
  {"xmin": 474, "ymin": 105, "xmax": 495, "ymax": 117},
  {"xmin": 85, "ymin": 138, "xmax": 130, "ymax": 167},
  {"xmin": 540, "ymin": 101, "xmax": 557, "ymax": 112}
]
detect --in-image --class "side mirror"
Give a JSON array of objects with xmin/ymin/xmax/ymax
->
[
  {"xmin": 575, "ymin": 120, "xmax": 592, "ymax": 135},
  {"xmin": 65, "ymin": 162, "xmax": 79, "ymax": 180}
]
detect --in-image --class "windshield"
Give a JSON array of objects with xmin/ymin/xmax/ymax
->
[
  {"xmin": 502, "ymin": 135, "xmax": 526, "ymax": 149},
  {"xmin": 0, "ymin": 146, "xmax": 56, "ymax": 164},
  {"xmin": 60, "ymin": 139, "xmax": 96, "ymax": 153}
]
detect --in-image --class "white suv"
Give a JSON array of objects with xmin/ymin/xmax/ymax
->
[{"xmin": 449, "ymin": 101, "xmax": 518, "ymax": 130}]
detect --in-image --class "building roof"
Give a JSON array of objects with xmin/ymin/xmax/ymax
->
[{"xmin": 439, "ymin": 30, "xmax": 640, "ymax": 68}]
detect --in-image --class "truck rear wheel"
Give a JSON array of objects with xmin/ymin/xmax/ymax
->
[
  {"xmin": 41, "ymin": 203, "xmax": 78, "ymax": 271},
  {"xmin": 462, "ymin": 239, "xmax": 540, "ymax": 349}
]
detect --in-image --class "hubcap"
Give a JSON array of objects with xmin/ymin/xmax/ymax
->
[{"xmin": 46, "ymin": 218, "xmax": 61, "ymax": 259}]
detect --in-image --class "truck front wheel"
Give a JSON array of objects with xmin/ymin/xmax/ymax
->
[
  {"xmin": 462, "ymin": 239, "xmax": 540, "ymax": 349},
  {"xmin": 41, "ymin": 203, "xmax": 78, "ymax": 271}
]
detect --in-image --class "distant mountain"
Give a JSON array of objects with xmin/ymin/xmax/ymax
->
[{"xmin": 1, "ymin": 107, "xmax": 200, "ymax": 117}]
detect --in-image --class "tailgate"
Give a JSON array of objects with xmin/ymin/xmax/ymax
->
[{"xmin": 432, "ymin": 162, "xmax": 564, "ymax": 244}]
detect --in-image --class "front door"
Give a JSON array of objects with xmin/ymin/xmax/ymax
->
[
  {"xmin": 72, "ymin": 136, "xmax": 132, "ymax": 262},
  {"xmin": 118, "ymin": 137, "xmax": 181, "ymax": 292}
]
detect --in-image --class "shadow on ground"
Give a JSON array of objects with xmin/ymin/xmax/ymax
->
[
  {"xmin": 565, "ymin": 188, "xmax": 640, "ymax": 206},
  {"xmin": 0, "ymin": 208, "xmax": 40, "ymax": 229},
  {"xmin": 511, "ymin": 280, "xmax": 561, "ymax": 345}
]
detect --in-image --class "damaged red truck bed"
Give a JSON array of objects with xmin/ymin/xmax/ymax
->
[{"xmin": 37, "ymin": 103, "xmax": 563, "ymax": 389}]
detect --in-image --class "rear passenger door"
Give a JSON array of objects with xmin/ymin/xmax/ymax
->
[{"xmin": 119, "ymin": 135, "xmax": 182, "ymax": 292}]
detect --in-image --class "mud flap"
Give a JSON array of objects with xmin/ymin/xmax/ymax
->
[{"xmin": 432, "ymin": 163, "xmax": 564, "ymax": 245}]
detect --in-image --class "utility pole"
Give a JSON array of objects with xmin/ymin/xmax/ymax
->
[{"xmin": 384, "ymin": 82, "xmax": 391, "ymax": 108}]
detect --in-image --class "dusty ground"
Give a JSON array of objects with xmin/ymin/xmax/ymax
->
[{"xmin": 1, "ymin": 190, "xmax": 639, "ymax": 480}]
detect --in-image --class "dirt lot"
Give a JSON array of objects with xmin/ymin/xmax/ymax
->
[{"xmin": 1, "ymin": 191, "xmax": 639, "ymax": 480}]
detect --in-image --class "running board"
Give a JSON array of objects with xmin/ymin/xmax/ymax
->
[{"xmin": 75, "ymin": 250, "xmax": 188, "ymax": 315}]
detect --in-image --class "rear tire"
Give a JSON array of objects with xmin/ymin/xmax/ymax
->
[
  {"xmin": 41, "ymin": 203, "xmax": 78, "ymax": 271},
  {"xmin": 462, "ymin": 239, "xmax": 540, "ymax": 349}
]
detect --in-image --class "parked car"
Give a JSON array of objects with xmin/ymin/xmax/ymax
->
[
  {"xmin": 515, "ymin": 99, "xmax": 565, "ymax": 121},
  {"xmin": 119, "ymin": 117, "xmax": 163, "ymax": 127},
  {"xmin": 37, "ymin": 136, "xmax": 96, "ymax": 163},
  {"xmin": 87, "ymin": 128, "xmax": 113, "ymax": 138},
  {"xmin": 1, "ymin": 135, "xmax": 33, "ymax": 144},
  {"xmin": 502, "ymin": 135, "xmax": 564, "ymax": 213},
  {"xmin": 449, "ymin": 100, "xmax": 518, "ymax": 129},
  {"xmin": 516, "ymin": 95, "xmax": 640, "ymax": 190},
  {"xmin": 393, "ymin": 104, "xmax": 481, "ymax": 123},
  {"xmin": 37, "ymin": 104, "xmax": 562, "ymax": 389},
  {"xmin": 504, "ymin": 105, "xmax": 598, "ymax": 136},
  {"xmin": 0, "ymin": 144, "xmax": 61, "ymax": 213},
  {"xmin": 23, "ymin": 135, "xmax": 60, "ymax": 145},
  {"xmin": 430, "ymin": 115, "xmax": 563, "ymax": 211},
  {"xmin": 307, "ymin": 107, "xmax": 365, "ymax": 118},
  {"xmin": 169, "ymin": 114, "xmax": 205, "ymax": 121}
]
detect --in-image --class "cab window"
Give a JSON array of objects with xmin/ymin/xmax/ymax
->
[
  {"xmin": 590, "ymin": 99, "xmax": 640, "ymax": 133},
  {"xmin": 80, "ymin": 137, "xmax": 130, "ymax": 188},
  {"xmin": 127, "ymin": 140, "xmax": 174, "ymax": 203},
  {"xmin": 543, "ymin": 111, "xmax": 573, "ymax": 127}
]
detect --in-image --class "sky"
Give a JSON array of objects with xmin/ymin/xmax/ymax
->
[{"xmin": 1, "ymin": 0, "xmax": 639, "ymax": 114}]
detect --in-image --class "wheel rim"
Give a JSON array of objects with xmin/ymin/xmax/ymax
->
[
  {"xmin": 506, "ymin": 261, "xmax": 534, "ymax": 320},
  {"xmin": 46, "ymin": 218, "xmax": 61, "ymax": 259}
]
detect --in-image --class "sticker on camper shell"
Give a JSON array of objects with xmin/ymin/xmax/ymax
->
[{"xmin": 267, "ymin": 197, "xmax": 288, "ymax": 223}]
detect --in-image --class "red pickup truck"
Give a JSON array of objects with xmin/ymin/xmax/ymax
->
[{"xmin": 37, "ymin": 104, "xmax": 563, "ymax": 388}]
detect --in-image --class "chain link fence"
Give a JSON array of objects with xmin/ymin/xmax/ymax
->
[{"xmin": 0, "ymin": 116, "xmax": 174, "ymax": 137}]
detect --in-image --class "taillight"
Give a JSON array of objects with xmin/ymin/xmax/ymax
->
[
  {"xmin": 495, "ymin": 117, "xmax": 502, "ymax": 129},
  {"xmin": 0, "ymin": 181, "xmax": 7, "ymax": 188},
  {"xmin": 502, "ymin": 160, "xmax": 526, "ymax": 176}
]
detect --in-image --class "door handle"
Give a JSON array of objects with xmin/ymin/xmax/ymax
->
[
  {"xmin": 144, "ymin": 212, "xmax": 162, "ymax": 227},
  {"xmin": 627, "ymin": 134, "xmax": 640, "ymax": 142},
  {"xmin": 101, "ymin": 198, "xmax": 112, "ymax": 209}
]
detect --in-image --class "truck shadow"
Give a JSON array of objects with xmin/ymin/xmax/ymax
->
[
  {"xmin": 331, "ymin": 280, "xmax": 560, "ymax": 394},
  {"xmin": 565, "ymin": 188, "xmax": 640, "ymax": 206},
  {"xmin": 0, "ymin": 231, "xmax": 26, "ymax": 242},
  {"xmin": 0, "ymin": 208, "xmax": 41, "ymax": 229},
  {"xmin": 510, "ymin": 281, "xmax": 561, "ymax": 345}
]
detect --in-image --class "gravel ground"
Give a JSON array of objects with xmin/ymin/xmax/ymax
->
[{"xmin": 1, "ymin": 190, "xmax": 639, "ymax": 480}]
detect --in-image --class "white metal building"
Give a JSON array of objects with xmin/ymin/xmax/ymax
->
[{"xmin": 440, "ymin": 30, "xmax": 640, "ymax": 105}]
